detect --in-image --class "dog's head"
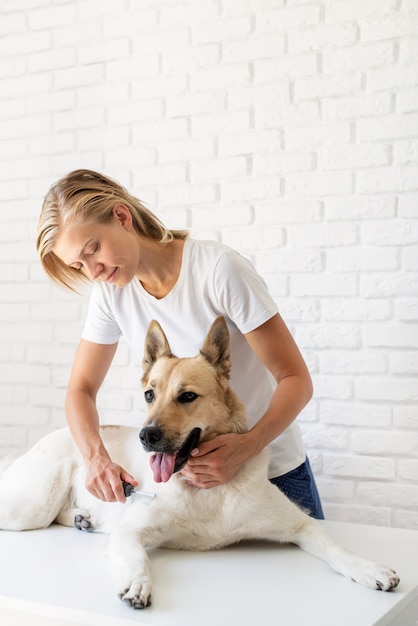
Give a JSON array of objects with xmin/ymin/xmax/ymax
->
[{"xmin": 139, "ymin": 316, "xmax": 247, "ymax": 483}]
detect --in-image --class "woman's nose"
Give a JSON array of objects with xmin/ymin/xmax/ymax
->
[{"xmin": 84, "ymin": 259, "xmax": 104, "ymax": 280}]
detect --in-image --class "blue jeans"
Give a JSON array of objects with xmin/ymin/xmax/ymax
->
[{"xmin": 269, "ymin": 456, "xmax": 324, "ymax": 520}]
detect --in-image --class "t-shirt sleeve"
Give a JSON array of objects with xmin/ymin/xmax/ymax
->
[
  {"xmin": 213, "ymin": 249, "xmax": 278, "ymax": 334},
  {"xmin": 81, "ymin": 285, "xmax": 122, "ymax": 345}
]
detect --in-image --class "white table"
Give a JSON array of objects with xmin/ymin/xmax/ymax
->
[{"xmin": 0, "ymin": 521, "xmax": 417, "ymax": 626}]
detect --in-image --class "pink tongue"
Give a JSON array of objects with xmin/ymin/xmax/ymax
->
[{"xmin": 150, "ymin": 453, "xmax": 176, "ymax": 483}]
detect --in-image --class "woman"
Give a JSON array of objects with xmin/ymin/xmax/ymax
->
[{"xmin": 37, "ymin": 169, "xmax": 324, "ymax": 518}]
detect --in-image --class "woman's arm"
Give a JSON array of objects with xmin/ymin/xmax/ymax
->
[
  {"xmin": 182, "ymin": 313, "xmax": 313, "ymax": 488},
  {"xmin": 66, "ymin": 339, "xmax": 137, "ymax": 502}
]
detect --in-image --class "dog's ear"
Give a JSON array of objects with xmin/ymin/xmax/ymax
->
[
  {"xmin": 143, "ymin": 320, "xmax": 173, "ymax": 374},
  {"xmin": 200, "ymin": 316, "xmax": 231, "ymax": 378}
]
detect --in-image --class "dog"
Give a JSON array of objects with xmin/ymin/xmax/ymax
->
[{"xmin": 0, "ymin": 316, "xmax": 399, "ymax": 609}]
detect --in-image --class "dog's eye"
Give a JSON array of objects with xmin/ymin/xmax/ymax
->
[
  {"xmin": 178, "ymin": 392, "xmax": 198, "ymax": 404},
  {"xmin": 144, "ymin": 389, "xmax": 154, "ymax": 403}
]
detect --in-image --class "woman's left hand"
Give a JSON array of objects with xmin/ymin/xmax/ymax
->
[{"xmin": 180, "ymin": 432, "xmax": 258, "ymax": 489}]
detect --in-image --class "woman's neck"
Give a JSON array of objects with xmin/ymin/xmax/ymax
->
[{"xmin": 136, "ymin": 237, "xmax": 185, "ymax": 299}]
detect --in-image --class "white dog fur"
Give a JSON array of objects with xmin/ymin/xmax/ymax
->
[{"xmin": 0, "ymin": 316, "xmax": 399, "ymax": 609}]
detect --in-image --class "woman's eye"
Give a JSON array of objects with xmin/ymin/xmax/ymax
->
[
  {"xmin": 87, "ymin": 244, "xmax": 99, "ymax": 255},
  {"xmin": 144, "ymin": 389, "xmax": 154, "ymax": 403},
  {"xmin": 178, "ymin": 392, "xmax": 198, "ymax": 404}
]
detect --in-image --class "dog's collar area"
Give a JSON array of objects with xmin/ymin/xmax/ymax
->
[{"xmin": 173, "ymin": 427, "xmax": 201, "ymax": 474}]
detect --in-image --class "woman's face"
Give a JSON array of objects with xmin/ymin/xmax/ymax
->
[{"xmin": 53, "ymin": 205, "xmax": 140, "ymax": 287}]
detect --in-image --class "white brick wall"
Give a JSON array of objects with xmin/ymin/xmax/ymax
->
[{"xmin": 0, "ymin": 0, "xmax": 417, "ymax": 530}]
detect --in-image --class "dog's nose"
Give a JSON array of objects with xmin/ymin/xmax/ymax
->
[{"xmin": 139, "ymin": 426, "xmax": 163, "ymax": 450}]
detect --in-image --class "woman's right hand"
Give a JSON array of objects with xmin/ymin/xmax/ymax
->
[{"xmin": 85, "ymin": 456, "xmax": 138, "ymax": 503}]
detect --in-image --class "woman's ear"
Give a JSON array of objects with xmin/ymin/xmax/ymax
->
[{"xmin": 113, "ymin": 204, "xmax": 133, "ymax": 230}]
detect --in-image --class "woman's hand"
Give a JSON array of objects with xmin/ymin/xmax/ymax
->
[
  {"xmin": 85, "ymin": 456, "xmax": 137, "ymax": 502},
  {"xmin": 180, "ymin": 432, "xmax": 258, "ymax": 489}
]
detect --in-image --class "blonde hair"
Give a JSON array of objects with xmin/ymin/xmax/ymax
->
[{"xmin": 36, "ymin": 169, "xmax": 188, "ymax": 291}]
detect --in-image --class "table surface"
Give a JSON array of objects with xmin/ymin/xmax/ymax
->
[{"xmin": 0, "ymin": 520, "xmax": 417, "ymax": 626}]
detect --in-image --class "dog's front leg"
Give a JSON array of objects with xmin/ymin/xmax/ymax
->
[{"xmin": 108, "ymin": 524, "xmax": 153, "ymax": 609}]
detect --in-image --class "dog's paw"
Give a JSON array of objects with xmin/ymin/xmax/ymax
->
[
  {"xmin": 74, "ymin": 513, "xmax": 94, "ymax": 532},
  {"xmin": 118, "ymin": 578, "xmax": 152, "ymax": 609},
  {"xmin": 351, "ymin": 561, "xmax": 400, "ymax": 591}
]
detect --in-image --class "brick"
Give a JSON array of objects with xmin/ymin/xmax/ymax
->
[
  {"xmin": 290, "ymin": 222, "xmax": 357, "ymax": 247},
  {"xmin": 78, "ymin": 127, "xmax": 130, "ymax": 151},
  {"xmin": 132, "ymin": 74, "xmax": 188, "ymax": 100},
  {"xmin": 254, "ymin": 54, "xmax": 318, "ymax": 82},
  {"xmin": 324, "ymin": 195, "xmax": 396, "ymax": 220},
  {"xmin": 300, "ymin": 424, "xmax": 349, "ymax": 450},
  {"xmin": 364, "ymin": 324, "xmax": 418, "ymax": 349},
  {"xmin": 360, "ymin": 271, "xmax": 418, "ymax": 297},
  {"xmin": 297, "ymin": 326, "xmax": 361, "ymax": 350},
  {"xmin": 361, "ymin": 14, "xmax": 418, "ymax": 43},
  {"xmin": 254, "ymin": 199, "xmax": 322, "ymax": 224},
  {"xmin": 361, "ymin": 219, "xmax": 418, "ymax": 245},
  {"xmin": 220, "ymin": 177, "xmax": 281, "ymax": 203},
  {"xmin": 398, "ymin": 459, "xmax": 418, "ymax": 480},
  {"xmin": 253, "ymin": 151, "xmax": 315, "ymax": 178},
  {"xmin": 54, "ymin": 64, "xmax": 104, "ymax": 89},
  {"xmin": 191, "ymin": 63, "xmax": 251, "ymax": 91},
  {"xmin": 159, "ymin": 183, "xmax": 217, "ymax": 207},
  {"xmin": 320, "ymin": 350, "xmax": 388, "ymax": 375},
  {"xmin": 393, "ymin": 406, "xmax": 418, "ymax": 429},
  {"xmin": 352, "ymin": 431, "xmax": 418, "ymax": 456},
  {"xmin": 323, "ymin": 504, "xmax": 391, "ymax": 527},
  {"xmin": 167, "ymin": 91, "xmax": 225, "ymax": 118},
  {"xmin": 315, "ymin": 479, "xmax": 355, "ymax": 500},
  {"xmin": 285, "ymin": 122, "xmax": 351, "ymax": 149},
  {"xmin": 223, "ymin": 35, "xmax": 285, "ymax": 63},
  {"xmin": 397, "ymin": 87, "xmax": 418, "ymax": 113},
  {"xmin": 295, "ymin": 73, "xmax": 362, "ymax": 100},
  {"xmin": 318, "ymin": 143, "xmax": 390, "ymax": 170},
  {"xmin": 395, "ymin": 510, "xmax": 418, "ymax": 530},
  {"xmin": 323, "ymin": 42, "xmax": 395, "ymax": 74},
  {"xmin": 193, "ymin": 204, "xmax": 252, "ymax": 229},
  {"xmin": 322, "ymin": 93, "xmax": 392, "ymax": 120},
  {"xmin": 327, "ymin": 247, "xmax": 399, "ymax": 272},
  {"xmin": 219, "ymin": 130, "xmax": 281, "ymax": 157},
  {"xmin": 132, "ymin": 163, "xmax": 188, "ymax": 187},
  {"xmin": 165, "ymin": 44, "xmax": 221, "ymax": 73},
  {"xmin": 0, "ymin": 31, "xmax": 51, "ymax": 56},
  {"xmin": 356, "ymin": 377, "xmax": 418, "ymax": 403},
  {"xmin": 290, "ymin": 22, "xmax": 358, "ymax": 54},
  {"xmin": 191, "ymin": 110, "xmax": 250, "ymax": 137},
  {"xmin": 158, "ymin": 138, "xmax": 214, "ymax": 164},
  {"xmin": 190, "ymin": 156, "xmax": 248, "ymax": 181},
  {"xmin": 323, "ymin": 455, "xmax": 395, "ymax": 480},
  {"xmin": 228, "ymin": 83, "xmax": 290, "ymax": 109},
  {"xmin": 274, "ymin": 297, "xmax": 320, "ymax": 322},
  {"xmin": 358, "ymin": 481, "xmax": 418, "ymax": 507},
  {"xmin": 321, "ymin": 400, "xmax": 392, "ymax": 428},
  {"xmin": 399, "ymin": 193, "xmax": 418, "ymax": 218},
  {"xmin": 192, "ymin": 16, "xmax": 251, "ymax": 44},
  {"xmin": 358, "ymin": 113, "xmax": 418, "ymax": 141},
  {"xmin": 28, "ymin": 4, "xmax": 76, "ymax": 29},
  {"xmin": 255, "ymin": 102, "xmax": 320, "ymax": 129},
  {"xmin": 256, "ymin": 249, "xmax": 322, "ymax": 273},
  {"xmin": 326, "ymin": 0, "xmax": 397, "ymax": 22},
  {"xmin": 322, "ymin": 298, "xmax": 392, "ymax": 322},
  {"xmin": 292, "ymin": 273, "xmax": 358, "ymax": 297},
  {"xmin": 395, "ymin": 298, "xmax": 418, "ymax": 320},
  {"xmin": 394, "ymin": 139, "xmax": 418, "ymax": 165},
  {"xmin": 221, "ymin": 225, "xmax": 284, "ymax": 250}
]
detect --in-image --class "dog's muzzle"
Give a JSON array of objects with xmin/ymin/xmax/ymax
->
[{"xmin": 139, "ymin": 426, "xmax": 201, "ymax": 483}]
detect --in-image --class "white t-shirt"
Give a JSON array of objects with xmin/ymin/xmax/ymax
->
[{"xmin": 82, "ymin": 238, "xmax": 306, "ymax": 477}]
